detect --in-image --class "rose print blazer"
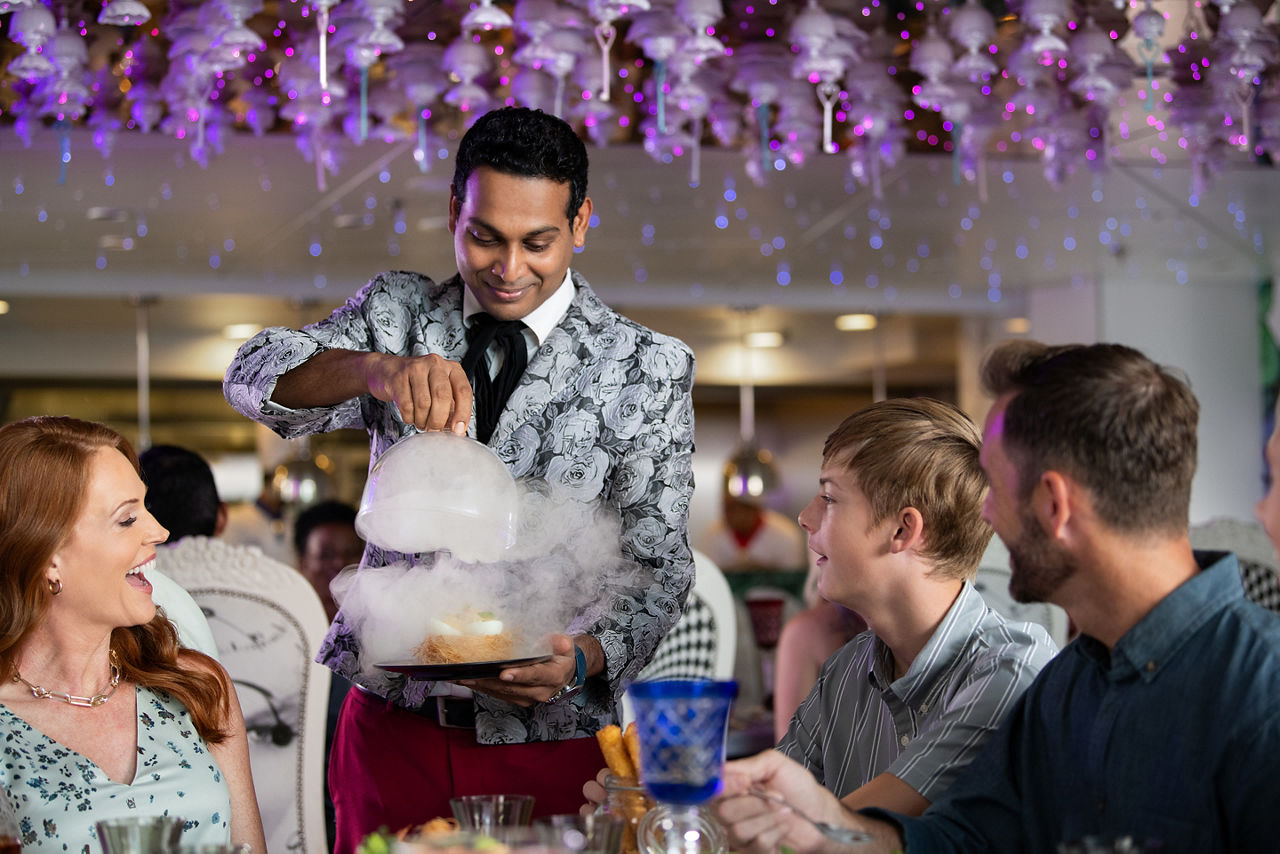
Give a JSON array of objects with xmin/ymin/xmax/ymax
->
[{"xmin": 224, "ymin": 270, "xmax": 696, "ymax": 744}]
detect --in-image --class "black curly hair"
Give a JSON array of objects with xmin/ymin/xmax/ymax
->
[
  {"xmin": 139, "ymin": 444, "xmax": 221, "ymax": 541},
  {"xmin": 452, "ymin": 106, "xmax": 589, "ymax": 222},
  {"xmin": 293, "ymin": 499, "xmax": 359, "ymax": 557}
]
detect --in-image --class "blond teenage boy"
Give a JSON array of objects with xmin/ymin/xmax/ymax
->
[{"xmin": 776, "ymin": 398, "xmax": 1057, "ymax": 815}]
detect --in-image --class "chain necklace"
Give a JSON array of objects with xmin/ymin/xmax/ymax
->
[{"xmin": 11, "ymin": 649, "xmax": 122, "ymax": 708}]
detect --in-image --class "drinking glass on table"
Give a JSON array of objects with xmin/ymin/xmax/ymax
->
[
  {"xmin": 595, "ymin": 772, "xmax": 654, "ymax": 854},
  {"xmin": 394, "ymin": 830, "xmax": 512, "ymax": 854},
  {"xmin": 450, "ymin": 794, "xmax": 536, "ymax": 835},
  {"xmin": 744, "ymin": 590, "xmax": 786, "ymax": 711},
  {"xmin": 535, "ymin": 813, "xmax": 624, "ymax": 854},
  {"xmin": 627, "ymin": 679, "xmax": 737, "ymax": 854},
  {"xmin": 95, "ymin": 816, "xmax": 186, "ymax": 854}
]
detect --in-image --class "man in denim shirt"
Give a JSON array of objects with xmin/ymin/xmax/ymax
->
[{"xmin": 715, "ymin": 341, "xmax": 1280, "ymax": 853}]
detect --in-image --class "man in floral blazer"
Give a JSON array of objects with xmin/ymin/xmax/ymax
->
[{"xmin": 224, "ymin": 107, "xmax": 695, "ymax": 852}]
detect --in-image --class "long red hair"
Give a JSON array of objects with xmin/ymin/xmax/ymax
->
[{"xmin": 0, "ymin": 416, "xmax": 231, "ymax": 743}]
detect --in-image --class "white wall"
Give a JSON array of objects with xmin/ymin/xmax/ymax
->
[
  {"xmin": 1028, "ymin": 275, "xmax": 1263, "ymax": 524},
  {"xmin": 688, "ymin": 395, "xmax": 873, "ymax": 554},
  {"xmin": 1098, "ymin": 276, "xmax": 1263, "ymax": 523},
  {"xmin": 718, "ymin": 273, "xmax": 1267, "ymax": 540}
]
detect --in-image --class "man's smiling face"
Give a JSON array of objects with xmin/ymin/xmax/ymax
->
[{"xmin": 449, "ymin": 166, "xmax": 592, "ymax": 322}]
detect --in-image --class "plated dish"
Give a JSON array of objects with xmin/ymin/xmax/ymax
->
[{"xmin": 375, "ymin": 655, "xmax": 553, "ymax": 681}]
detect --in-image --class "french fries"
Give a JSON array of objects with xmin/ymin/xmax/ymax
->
[
  {"xmin": 596, "ymin": 724, "xmax": 636, "ymax": 779},
  {"xmin": 623, "ymin": 723, "xmax": 642, "ymax": 777},
  {"xmin": 596, "ymin": 722, "xmax": 645, "ymax": 780},
  {"xmin": 595, "ymin": 722, "xmax": 652, "ymax": 854}
]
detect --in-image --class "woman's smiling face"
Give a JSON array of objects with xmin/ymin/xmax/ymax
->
[{"xmin": 49, "ymin": 446, "xmax": 169, "ymax": 632}]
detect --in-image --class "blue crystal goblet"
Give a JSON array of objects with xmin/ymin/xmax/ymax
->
[{"xmin": 627, "ymin": 679, "xmax": 738, "ymax": 854}]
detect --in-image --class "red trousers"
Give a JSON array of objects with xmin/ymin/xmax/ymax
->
[{"xmin": 330, "ymin": 687, "xmax": 607, "ymax": 854}]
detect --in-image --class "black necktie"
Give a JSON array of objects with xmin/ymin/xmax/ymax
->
[{"xmin": 460, "ymin": 312, "xmax": 529, "ymax": 444}]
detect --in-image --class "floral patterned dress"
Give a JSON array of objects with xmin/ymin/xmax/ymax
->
[{"xmin": 0, "ymin": 687, "xmax": 232, "ymax": 853}]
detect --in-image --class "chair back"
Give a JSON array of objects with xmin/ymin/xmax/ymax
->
[
  {"xmin": 155, "ymin": 537, "xmax": 330, "ymax": 854},
  {"xmin": 1189, "ymin": 517, "xmax": 1280, "ymax": 614},
  {"xmin": 621, "ymin": 550, "xmax": 737, "ymax": 723},
  {"xmin": 972, "ymin": 538, "xmax": 1071, "ymax": 648}
]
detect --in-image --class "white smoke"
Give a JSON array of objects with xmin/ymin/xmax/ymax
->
[{"xmin": 332, "ymin": 484, "xmax": 643, "ymax": 676}]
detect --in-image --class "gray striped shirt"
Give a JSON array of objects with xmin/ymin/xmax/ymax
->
[{"xmin": 777, "ymin": 582, "xmax": 1058, "ymax": 803}]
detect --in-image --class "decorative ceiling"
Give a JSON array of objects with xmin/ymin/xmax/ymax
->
[
  {"xmin": 2, "ymin": 0, "xmax": 1277, "ymax": 193},
  {"xmin": 1, "ymin": 0, "xmax": 1277, "ymax": 391}
]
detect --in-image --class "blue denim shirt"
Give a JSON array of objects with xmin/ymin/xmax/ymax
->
[{"xmin": 870, "ymin": 552, "xmax": 1280, "ymax": 853}]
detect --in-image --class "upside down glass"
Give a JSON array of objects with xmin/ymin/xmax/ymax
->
[
  {"xmin": 626, "ymin": 679, "xmax": 737, "ymax": 854},
  {"xmin": 95, "ymin": 816, "xmax": 186, "ymax": 854},
  {"xmin": 450, "ymin": 794, "xmax": 536, "ymax": 835}
]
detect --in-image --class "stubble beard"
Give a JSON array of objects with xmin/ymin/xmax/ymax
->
[{"xmin": 1007, "ymin": 509, "xmax": 1077, "ymax": 604}]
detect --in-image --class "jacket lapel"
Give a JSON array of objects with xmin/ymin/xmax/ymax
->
[{"xmin": 490, "ymin": 273, "xmax": 615, "ymax": 444}]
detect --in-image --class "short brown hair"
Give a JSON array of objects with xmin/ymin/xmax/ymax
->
[
  {"xmin": 0, "ymin": 416, "xmax": 232, "ymax": 744},
  {"xmin": 823, "ymin": 398, "xmax": 992, "ymax": 581},
  {"xmin": 980, "ymin": 340, "xmax": 1198, "ymax": 535}
]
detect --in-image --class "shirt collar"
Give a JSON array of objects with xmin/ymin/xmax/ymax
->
[
  {"xmin": 869, "ymin": 582, "xmax": 988, "ymax": 703},
  {"xmin": 1080, "ymin": 551, "xmax": 1241, "ymax": 682},
  {"xmin": 462, "ymin": 269, "xmax": 575, "ymax": 348}
]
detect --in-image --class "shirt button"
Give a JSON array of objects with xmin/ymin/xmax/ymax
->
[
  {"xmin": 900, "ymin": 735, "xmax": 910, "ymax": 746},
  {"xmin": 1145, "ymin": 661, "xmax": 1157, "ymax": 672},
  {"xmin": 919, "ymin": 703, "xmax": 929, "ymax": 713}
]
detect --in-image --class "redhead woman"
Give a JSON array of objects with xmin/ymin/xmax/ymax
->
[{"xmin": 0, "ymin": 416, "xmax": 266, "ymax": 853}]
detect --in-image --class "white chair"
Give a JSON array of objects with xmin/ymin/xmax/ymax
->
[
  {"xmin": 155, "ymin": 537, "xmax": 331, "ymax": 854},
  {"xmin": 621, "ymin": 550, "xmax": 738, "ymax": 724},
  {"xmin": 1190, "ymin": 517, "xmax": 1280, "ymax": 613},
  {"xmin": 972, "ymin": 537, "xmax": 1071, "ymax": 648}
]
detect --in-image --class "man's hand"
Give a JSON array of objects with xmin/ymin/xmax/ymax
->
[
  {"xmin": 714, "ymin": 750, "xmax": 899, "ymax": 854},
  {"xmin": 270, "ymin": 349, "xmax": 473, "ymax": 434},
  {"xmin": 364, "ymin": 352, "xmax": 473, "ymax": 433},
  {"xmin": 581, "ymin": 767, "xmax": 610, "ymax": 816},
  {"xmin": 460, "ymin": 633, "xmax": 582, "ymax": 707}
]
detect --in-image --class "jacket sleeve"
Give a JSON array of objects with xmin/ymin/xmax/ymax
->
[
  {"xmin": 222, "ymin": 272, "xmax": 432, "ymax": 439},
  {"xmin": 589, "ymin": 337, "xmax": 697, "ymax": 699}
]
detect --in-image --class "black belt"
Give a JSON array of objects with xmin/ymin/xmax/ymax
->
[
  {"xmin": 423, "ymin": 696, "xmax": 476, "ymax": 729},
  {"xmin": 357, "ymin": 684, "xmax": 477, "ymax": 729}
]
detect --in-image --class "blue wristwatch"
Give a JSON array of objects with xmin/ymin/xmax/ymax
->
[{"xmin": 548, "ymin": 644, "xmax": 586, "ymax": 703}]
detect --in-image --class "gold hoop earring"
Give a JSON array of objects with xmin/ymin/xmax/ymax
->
[{"xmin": 48, "ymin": 579, "xmax": 62, "ymax": 596}]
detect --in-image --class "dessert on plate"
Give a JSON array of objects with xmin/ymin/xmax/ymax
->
[{"xmin": 414, "ymin": 609, "xmax": 518, "ymax": 664}]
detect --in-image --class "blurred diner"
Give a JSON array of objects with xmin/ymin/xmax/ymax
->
[
  {"xmin": 771, "ymin": 592, "xmax": 866, "ymax": 742},
  {"xmin": 699, "ymin": 493, "xmax": 808, "ymax": 574},
  {"xmin": 294, "ymin": 498, "xmax": 363, "ymax": 852},
  {"xmin": 222, "ymin": 471, "xmax": 294, "ymax": 566},
  {"xmin": 293, "ymin": 499, "xmax": 364, "ymax": 624}
]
